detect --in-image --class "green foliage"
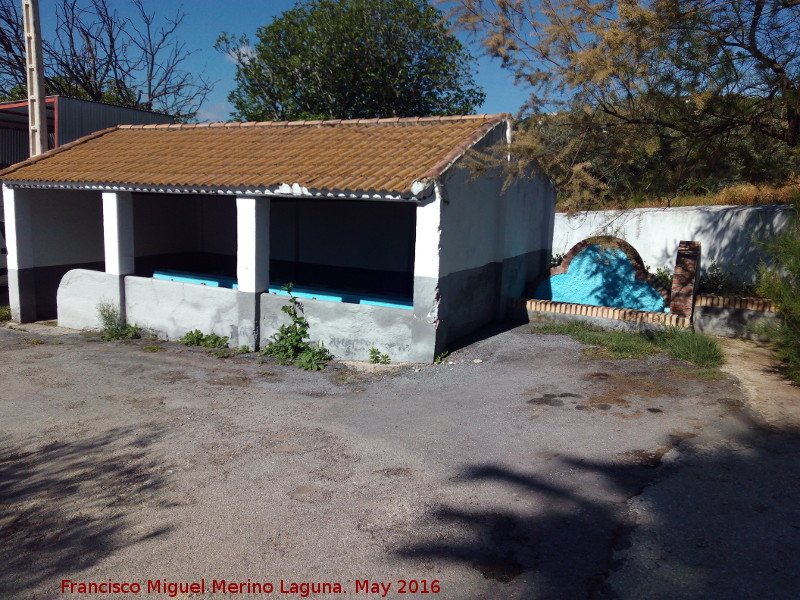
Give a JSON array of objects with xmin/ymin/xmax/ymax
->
[
  {"xmin": 653, "ymin": 329, "xmax": 725, "ymax": 368},
  {"xmin": 650, "ymin": 266, "xmax": 672, "ymax": 289},
  {"xmin": 757, "ymin": 202, "xmax": 800, "ymax": 382},
  {"xmin": 369, "ymin": 347, "xmax": 391, "ymax": 365},
  {"xmin": 179, "ymin": 329, "xmax": 206, "ymax": 346},
  {"xmin": 238, "ymin": 345, "xmax": 251, "ymax": 354},
  {"xmin": 452, "ymin": 0, "xmax": 800, "ymax": 210},
  {"xmin": 0, "ymin": 305, "xmax": 11, "ymax": 323},
  {"xmin": 179, "ymin": 330, "xmax": 229, "ymax": 349},
  {"xmin": 530, "ymin": 320, "xmax": 724, "ymax": 367},
  {"xmin": 217, "ymin": 0, "xmax": 484, "ymax": 121},
  {"xmin": 261, "ymin": 284, "xmax": 334, "ymax": 369},
  {"xmin": 143, "ymin": 344, "xmax": 164, "ymax": 352},
  {"xmin": 433, "ymin": 350, "xmax": 449, "ymax": 364},
  {"xmin": 97, "ymin": 302, "xmax": 140, "ymax": 341},
  {"xmin": 698, "ymin": 263, "xmax": 759, "ymax": 297}
]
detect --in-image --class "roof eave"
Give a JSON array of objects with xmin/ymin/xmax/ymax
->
[{"xmin": 1, "ymin": 179, "xmax": 436, "ymax": 201}]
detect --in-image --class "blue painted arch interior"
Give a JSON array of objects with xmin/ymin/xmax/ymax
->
[{"xmin": 534, "ymin": 244, "xmax": 667, "ymax": 313}]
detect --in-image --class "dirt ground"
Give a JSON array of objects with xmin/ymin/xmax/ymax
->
[{"xmin": 1, "ymin": 320, "xmax": 798, "ymax": 600}]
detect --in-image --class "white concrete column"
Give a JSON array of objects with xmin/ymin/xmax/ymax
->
[
  {"xmin": 236, "ymin": 196, "xmax": 270, "ymax": 292},
  {"xmin": 4, "ymin": 184, "xmax": 36, "ymax": 322},
  {"xmin": 102, "ymin": 191, "xmax": 134, "ymax": 275},
  {"xmin": 413, "ymin": 189, "xmax": 442, "ymax": 281}
]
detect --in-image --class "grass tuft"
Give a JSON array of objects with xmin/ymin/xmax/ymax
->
[
  {"xmin": 0, "ymin": 305, "xmax": 11, "ymax": 323},
  {"xmin": 531, "ymin": 320, "xmax": 724, "ymax": 368}
]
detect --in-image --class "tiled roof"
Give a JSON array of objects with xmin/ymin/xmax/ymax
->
[{"xmin": 0, "ymin": 114, "xmax": 508, "ymax": 198}]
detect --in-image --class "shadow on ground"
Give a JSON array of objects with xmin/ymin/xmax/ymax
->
[
  {"xmin": 394, "ymin": 412, "xmax": 800, "ymax": 600},
  {"xmin": 0, "ymin": 424, "xmax": 172, "ymax": 598}
]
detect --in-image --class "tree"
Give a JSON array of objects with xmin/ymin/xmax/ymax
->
[
  {"xmin": 450, "ymin": 0, "xmax": 800, "ymax": 209},
  {"xmin": 0, "ymin": 0, "xmax": 212, "ymax": 120},
  {"xmin": 216, "ymin": 0, "xmax": 485, "ymax": 121}
]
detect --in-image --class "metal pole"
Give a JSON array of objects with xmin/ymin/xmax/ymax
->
[{"xmin": 22, "ymin": 0, "xmax": 47, "ymax": 157}]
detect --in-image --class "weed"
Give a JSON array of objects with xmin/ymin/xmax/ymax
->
[
  {"xmin": 143, "ymin": 344, "xmax": 164, "ymax": 352},
  {"xmin": 369, "ymin": 347, "xmax": 391, "ymax": 364},
  {"xmin": 179, "ymin": 329, "xmax": 229, "ymax": 349},
  {"xmin": 238, "ymin": 344, "xmax": 251, "ymax": 354},
  {"xmin": 434, "ymin": 350, "xmax": 449, "ymax": 364},
  {"xmin": 261, "ymin": 371, "xmax": 277, "ymax": 377},
  {"xmin": 261, "ymin": 283, "xmax": 334, "ymax": 369},
  {"xmin": 0, "ymin": 305, "xmax": 10, "ymax": 323},
  {"xmin": 653, "ymin": 328, "xmax": 725, "ymax": 368},
  {"xmin": 531, "ymin": 320, "xmax": 724, "ymax": 367},
  {"xmin": 97, "ymin": 302, "xmax": 140, "ymax": 341},
  {"xmin": 24, "ymin": 338, "xmax": 44, "ymax": 345},
  {"xmin": 211, "ymin": 348, "xmax": 233, "ymax": 358}
]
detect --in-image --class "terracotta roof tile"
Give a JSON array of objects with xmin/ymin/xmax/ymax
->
[{"xmin": 0, "ymin": 114, "xmax": 508, "ymax": 196}]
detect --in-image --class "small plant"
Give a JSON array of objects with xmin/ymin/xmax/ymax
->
[
  {"xmin": 200, "ymin": 333, "xmax": 229, "ymax": 349},
  {"xmin": 434, "ymin": 350, "xmax": 449, "ymax": 364},
  {"xmin": 180, "ymin": 329, "xmax": 205, "ymax": 346},
  {"xmin": 179, "ymin": 329, "xmax": 229, "ymax": 349},
  {"xmin": 261, "ymin": 283, "xmax": 334, "ymax": 369},
  {"xmin": 698, "ymin": 263, "xmax": 759, "ymax": 296},
  {"xmin": 25, "ymin": 338, "xmax": 44, "ymax": 345},
  {"xmin": 143, "ymin": 344, "xmax": 164, "ymax": 352},
  {"xmin": 297, "ymin": 342, "xmax": 334, "ymax": 371},
  {"xmin": 369, "ymin": 347, "xmax": 391, "ymax": 364},
  {"xmin": 238, "ymin": 344, "xmax": 251, "ymax": 354},
  {"xmin": 0, "ymin": 305, "xmax": 12, "ymax": 323},
  {"xmin": 97, "ymin": 302, "xmax": 140, "ymax": 341},
  {"xmin": 211, "ymin": 348, "xmax": 233, "ymax": 358}
]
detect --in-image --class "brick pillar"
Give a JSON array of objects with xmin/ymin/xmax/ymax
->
[{"xmin": 670, "ymin": 241, "xmax": 701, "ymax": 318}]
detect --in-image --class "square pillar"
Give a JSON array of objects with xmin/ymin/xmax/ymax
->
[
  {"xmin": 236, "ymin": 196, "xmax": 270, "ymax": 292},
  {"xmin": 102, "ymin": 191, "xmax": 134, "ymax": 276},
  {"xmin": 4, "ymin": 184, "xmax": 37, "ymax": 323},
  {"xmin": 236, "ymin": 196, "xmax": 270, "ymax": 349},
  {"xmin": 410, "ymin": 188, "xmax": 444, "ymax": 362},
  {"xmin": 670, "ymin": 241, "xmax": 701, "ymax": 319}
]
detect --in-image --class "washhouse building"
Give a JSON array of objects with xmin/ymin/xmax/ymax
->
[{"xmin": 0, "ymin": 114, "xmax": 555, "ymax": 362}]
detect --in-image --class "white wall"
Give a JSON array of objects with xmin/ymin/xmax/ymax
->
[
  {"xmin": 553, "ymin": 204, "xmax": 793, "ymax": 280},
  {"xmin": 437, "ymin": 125, "xmax": 555, "ymax": 277}
]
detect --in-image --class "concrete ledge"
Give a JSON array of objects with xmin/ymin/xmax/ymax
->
[
  {"xmin": 57, "ymin": 269, "xmax": 122, "ymax": 330},
  {"xmin": 508, "ymin": 298, "xmax": 690, "ymax": 328},
  {"xmin": 694, "ymin": 306, "xmax": 780, "ymax": 340},
  {"xmin": 125, "ymin": 276, "xmax": 240, "ymax": 343},
  {"xmin": 260, "ymin": 292, "xmax": 416, "ymax": 362}
]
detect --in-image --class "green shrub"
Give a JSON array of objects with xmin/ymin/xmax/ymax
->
[
  {"xmin": 369, "ymin": 347, "xmax": 391, "ymax": 364},
  {"xmin": 261, "ymin": 283, "xmax": 334, "ymax": 369},
  {"xmin": 0, "ymin": 305, "xmax": 11, "ymax": 323},
  {"xmin": 97, "ymin": 302, "xmax": 140, "ymax": 341},
  {"xmin": 179, "ymin": 329, "xmax": 229, "ymax": 349},
  {"xmin": 698, "ymin": 263, "xmax": 759, "ymax": 296},
  {"xmin": 757, "ymin": 201, "xmax": 800, "ymax": 382}
]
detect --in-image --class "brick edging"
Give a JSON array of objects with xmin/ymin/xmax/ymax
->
[
  {"xmin": 509, "ymin": 298, "xmax": 690, "ymax": 328},
  {"xmin": 694, "ymin": 295, "xmax": 776, "ymax": 312}
]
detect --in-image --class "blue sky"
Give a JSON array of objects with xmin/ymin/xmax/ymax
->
[{"xmin": 39, "ymin": 0, "xmax": 531, "ymax": 122}]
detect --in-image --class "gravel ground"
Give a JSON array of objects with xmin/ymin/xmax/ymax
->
[{"xmin": 0, "ymin": 320, "xmax": 797, "ymax": 600}]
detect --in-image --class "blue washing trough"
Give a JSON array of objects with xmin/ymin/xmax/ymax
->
[{"xmin": 152, "ymin": 270, "xmax": 413, "ymax": 309}]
